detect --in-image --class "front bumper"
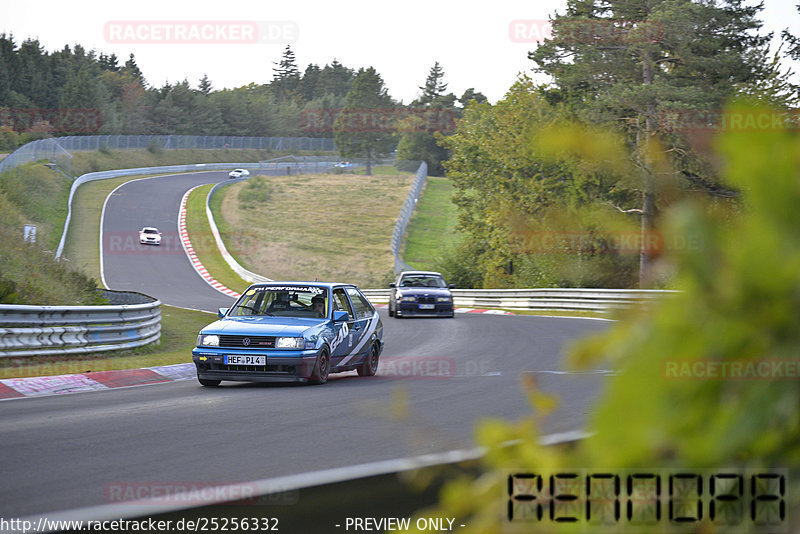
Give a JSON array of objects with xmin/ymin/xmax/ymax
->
[
  {"xmin": 396, "ymin": 302, "xmax": 454, "ymax": 317},
  {"xmin": 192, "ymin": 348, "xmax": 319, "ymax": 383}
]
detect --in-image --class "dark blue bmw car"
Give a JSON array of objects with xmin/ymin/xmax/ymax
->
[
  {"xmin": 192, "ymin": 282, "xmax": 383, "ymax": 386},
  {"xmin": 388, "ymin": 270, "xmax": 455, "ymax": 318}
]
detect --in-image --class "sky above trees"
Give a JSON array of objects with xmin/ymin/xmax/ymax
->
[{"xmin": 1, "ymin": 0, "xmax": 798, "ymax": 103}]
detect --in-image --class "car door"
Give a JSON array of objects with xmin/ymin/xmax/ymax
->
[
  {"xmin": 329, "ymin": 287, "xmax": 357, "ymax": 368},
  {"xmin": 337, "ymin": 286, "xmax": 377, "ymax": 367}
]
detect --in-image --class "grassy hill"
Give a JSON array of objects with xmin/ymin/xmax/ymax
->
[{"xmin": 214, "ymin": 169, "xmax": 414, "ymax": 288}]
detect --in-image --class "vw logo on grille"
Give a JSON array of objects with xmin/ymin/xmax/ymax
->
[{"xmin": 242, "ymin": 338, "xmax": 251, "ymax": 346}]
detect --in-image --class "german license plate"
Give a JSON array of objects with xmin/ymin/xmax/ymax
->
[
  {"xmin": 419, "ymin": 304, "xmax": 435, "ymax": 310},
  {"xmin": 225, "ymin": 355, "xmax": 266, "ymax": 365}
]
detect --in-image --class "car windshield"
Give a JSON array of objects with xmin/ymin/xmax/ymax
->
[
  {"xmin": 143, "ymin": 229, "xmax": 157, "ymax": 234},
  {"xmin": 399, "ymin": 275, "xmax": 447, "ymax": 288},
  {"xmin": 229, "ymin": 286, "xmax": 329, "ymax": 318}
]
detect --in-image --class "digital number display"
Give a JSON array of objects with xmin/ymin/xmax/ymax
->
[{"xmin": 506, "ymin": 469, "xmax": 786, "ymax": 532}]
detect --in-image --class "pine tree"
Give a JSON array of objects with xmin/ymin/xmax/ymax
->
[
  {"xmin": 0, "ymin": 34, "xmax": 18, "ymax": 105},
  {"xmin": 782, "ymin": 2, "xmax": 800, "ymax": 61},
  {"xmin": 198, "ymin": 74, "xmax": 212, "ymax": 96},
  {"xmin": 458, "ymin": 88, "xmax": 487, "ymax": 108},
  {"xmin": 318, "ymin": 60, "xmax": 355, "ymax": 97},
  {"xmin": 333, "ymin": 67, "xmax": 396, "ymax": 175},
  {"xmin": 417, "ymin": 61, "xmax": 448, "ymax": 106},
  {"xmin": 398, "ymin": 62, "xmax": 458, "ymax": 175},
  {"xmin": 272, "ymin": 45, "xmax": 300, "ymax": 101},
  {"xmin": 297, "ymin": 64, "xmax": 320, "ymax": 102},
  {"xmin": 122, "ymin": 53, "xmax": 144, "ymax": 83},
  {"xmin": 529, "ymin": 0, "xmax": 771, "ymax": 287}
]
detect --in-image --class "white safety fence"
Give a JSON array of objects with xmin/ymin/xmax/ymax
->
[
  {"xmin": 361, "ymin": 287, "xmax": 677, "ymax": 312},
  {"xmin": 391, "ymin": 162, "xmax": 427, "ymax": 273},
  {"xmin": 0, "ymin": 291, "xmax": 161, "ymax": 357}
]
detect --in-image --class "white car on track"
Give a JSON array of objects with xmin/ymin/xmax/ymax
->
[
  {"xmin": 138, "ymin": 227, "xmax": 162, "ymax": 245},
  {"xmin": 229, "ymin": 168, "xmax": 250, "ymax": 179}
]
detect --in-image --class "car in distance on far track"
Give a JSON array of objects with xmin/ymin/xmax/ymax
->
[
  {"xmin": 388, "ymin": 270, "xmax": 455, "ymax": 318},
  {"xmin": 192, "ymin": 282, "xmax": 384, "ymax": 386},
  {"xmin": 228, "ymin": 168, "xmax": 250, "ymax": 179},
  {"xmin": 332, "ymin": 161, "xmax": 354, "ymax": 174},
  {"xmin": 138, "ymin": 227, "xmax": 162, "ymax": 245}
]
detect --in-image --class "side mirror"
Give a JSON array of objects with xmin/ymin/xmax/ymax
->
[
  {"xmin": 389, "ymin": 283, "xmax": 396, "ymax": 288},
  {"xmin": 218, "ymin": 307, "xmax": 229, "ymax": 318},
  {"xmin": 333, "ymin": 310, "xmax": 349, "ymax": 322},
  {"xmin": 448, "ymin": 284, "xmax": 455, "ymax": 289}
]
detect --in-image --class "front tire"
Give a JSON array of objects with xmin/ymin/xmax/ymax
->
[
  {"xmin": 309, "ymin": 349, "xmax": 330, "ymax": 385},
  {"xmin": 357, "ymin": 344, "xmax": 380, "ymax": 377},
  {"xmin": 198, "ymin": 378, "xmax": 221, "ymax": 387}
]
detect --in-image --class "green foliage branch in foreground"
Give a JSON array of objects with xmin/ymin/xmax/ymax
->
[{"xmin": 404, "ymin": 104, "xmax": 800, "ymax": 533}]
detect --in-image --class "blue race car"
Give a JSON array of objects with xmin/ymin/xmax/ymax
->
[
  {"xmin": 192, "ymin": 282, "xmax": 383, "ymax": 386},
  {"xmin": 388, "ymin": 270, "xmax": 455, "ymax": 318}
]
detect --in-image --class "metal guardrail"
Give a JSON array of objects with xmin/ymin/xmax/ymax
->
[
  {"xmin": 391, "ymin": 161, "xmax": 427, "ymax": 273},
  {"xmin": 0, "ymin": 290, "xmax": 161, "ymax": 357},
  {"xmin": 361, "ymin": 287, "xmax": 677, "ymax": 312},
  {"xmin": 0, "ymin": 135, "xmax": 336, "ymax": 176}
]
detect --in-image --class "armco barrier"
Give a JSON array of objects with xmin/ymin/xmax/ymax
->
[
  {"xmin": 0, "ymin": 135, "xmax": 337, "ymax": 177},
  {"xmin": 361, "ymin": 287, "xmax": 676, "ymax": 312},
  {"xmin": 0, "ymin": 290, "xmax": 161, "ymax": 357},
  {"xmin": 391, "ymin": 162, "xmax": 427, "ymax": 273}
]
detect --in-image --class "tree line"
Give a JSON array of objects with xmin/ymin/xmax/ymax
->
[{"xmin": 0, "ymin": 36, "xmax": 484, "ymax": 171}]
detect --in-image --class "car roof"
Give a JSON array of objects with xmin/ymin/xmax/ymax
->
[
  {"xmin": 141, "ymin": 226, "xmax": 158, "ymax": 231},
  {"xmin": 399, "ymin": 271, "xmax": 443, "ymax": 277},
  {"xmin": 246, "ymin": 281, "xmax": 358, "ymax": 290}
]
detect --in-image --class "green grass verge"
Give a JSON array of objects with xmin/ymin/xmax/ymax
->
[
  {"xmin": 214, "ymin": 173, "xmax": 413, "ymax": 287},
  {"xmin": 0, "ymin": 305, "xmax": 214, "ymax": 379},
  {"xmin": 401, "ymin": 176, "xmax": 459, "ymax": 271},
  {"xmin": 62, "ymin": 175, "xmax": 141, "ymax": 280},
  {"xmin": 352, "ymin": 165, "xmax": 414, "ymax": 176},
  {"xmin": 185, "ymin": 183, "xmax": 250, "ymax": 293},
  {"xmin": 0, "ymin": 162, "xmax": 71, "ymax": 250}
]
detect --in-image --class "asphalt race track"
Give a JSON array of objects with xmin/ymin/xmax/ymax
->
[
  {"xmin": 100, "ymin": 171, "xmax": 239, "ymax": 311},
  {"xmin": 0, "ymin": 170, "xmax": 612, "ymax": 519}
]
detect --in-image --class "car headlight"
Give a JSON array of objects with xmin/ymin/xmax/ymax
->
[
  {"xmin": 275, "ymin": 337, "xmax": 305, "ymax": 349},
  {"xmin": 400, "ymin": 296, "xmax": 416, "ymax": 302},
  {"xmin": 198, "ymin": 334, "xmax": 219, "ymax": 347},
  {"xmin": 436, "ymin": 296, "xmax": 452, "ymax": 302}
]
